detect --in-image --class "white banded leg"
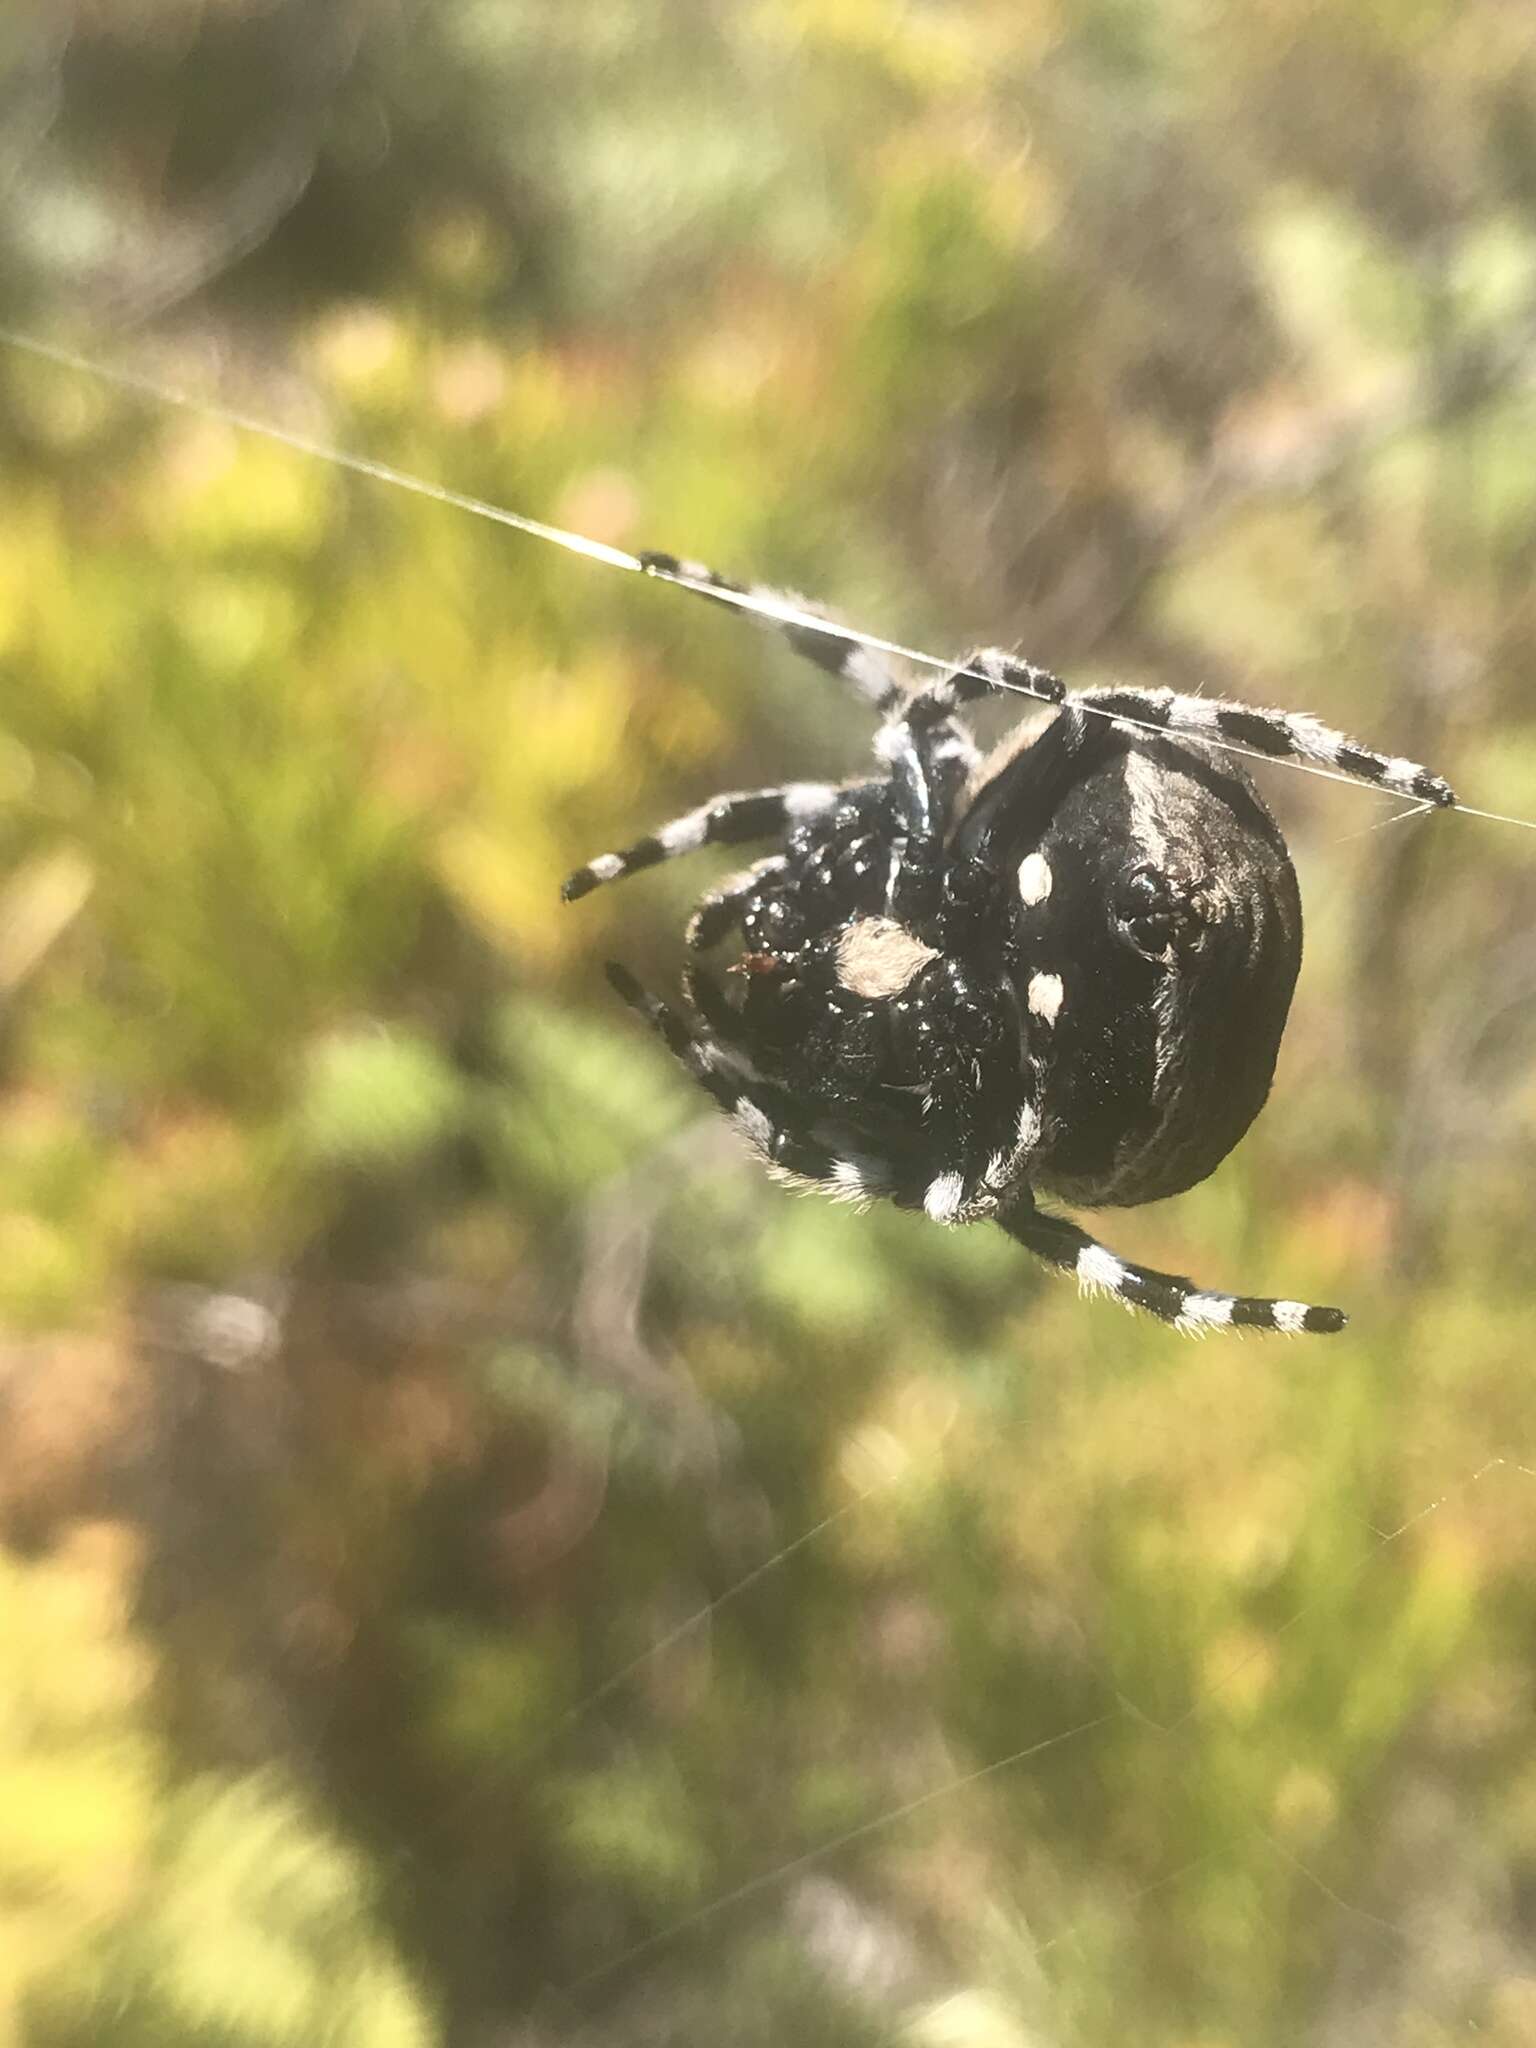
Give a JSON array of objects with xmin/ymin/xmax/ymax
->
[
  {"xmin": 904, "ymin": 647, "xmax": 1066, "ymax": 727},
  {"xmin": 637, "ymin": 553, "xmax": 988, "ymax": 780},
  {"xmin": 637, "ymin": 551, "xmax": 909, "ymax": 716},
  {"xmin": 926, "ymin": 988, "xmax": 1055, "ymax": 1227},
  {"xmin": 997, "ymin": 1198, "xmax": 1346, "ymax": 1334},
  {"xmin": 1075, "ymin": 687, "xmax": 1455, "ymax": 808},
  {"xmin": 562, "ymin": 781, "xmax": 844, "ymax": 903},
  {"xmin": 960, "ymin": 1075, "xmax": 1049, "ymax": 1224}
]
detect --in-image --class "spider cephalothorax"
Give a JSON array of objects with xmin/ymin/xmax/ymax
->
[{"xmin": 564, "ymin": 553, "xmax": 1454, "ymax": 1334}]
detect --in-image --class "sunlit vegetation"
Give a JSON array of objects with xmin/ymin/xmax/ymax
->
[{"xmin": 1, "ymin": 3, "xmax": 1535, "ymax": 2043}]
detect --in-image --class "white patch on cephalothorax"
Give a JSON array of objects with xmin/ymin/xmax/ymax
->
[
  {"xmin": 1016, "ymin": 850, "xmax": 1053, "ymax": 906},
  {"xmin": 1176, "ymin": 1292, "xmax": 1236, "ymax": 1331},
  {"xmin": 1075, "ymin": 1243, "xmax": 1126, "ymax": 1295},
  {"xmin": 835, "ymin": 915, "xmax": 939, "ymax": 999},
  {"xmin": 1271, "ymin": 1300, "xmax": 1310, "ymax": 1335},
  {"xmin": 1382, "ymin": 756, "xmax": 1421, "ymax": 795},
  {"xmin": 923, "ymin": 1171, "xmax": 965, "ymax": 1223},
  {"xmin": 587, "ymin": 852, "xmax": 625, "ymax": 881},
  {"xmin": 874, "ymin": 721, "xmax": 907, "ymax": 763},
  {"xmin": 1016, "ymin": 1101, "xmax": 1042, "ymax": 1151},
  {"xmin": 1027, "ymin": 971, "xmax": 1064, "ymax": 1023}
]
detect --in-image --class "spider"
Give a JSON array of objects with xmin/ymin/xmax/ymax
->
[{"xmin": 562, "ymin": 552, "xmax": 1455, "ymax": 1334}]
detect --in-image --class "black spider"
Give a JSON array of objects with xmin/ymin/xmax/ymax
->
[{"xmin": 563, "ymin": 553, "xmax": 1455, "ymax": 1334}]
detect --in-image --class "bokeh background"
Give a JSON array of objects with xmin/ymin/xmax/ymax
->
[{"xmin": 2, "ymin": 3, "xmax": 1536, "ymax": 2043}]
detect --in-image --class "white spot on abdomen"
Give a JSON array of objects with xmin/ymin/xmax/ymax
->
[
  {"xmin": 1027, "ymin": 971, "xmax": 1064, "ymax": 1024},
  {"xmin": 1017, "ymin": 851, "xmax": 1053, "ymax": 905}
]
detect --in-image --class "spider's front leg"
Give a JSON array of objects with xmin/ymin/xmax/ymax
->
[
  {"xmin": 635, "ymin": 550, "xmax": 912, "ymax": 717},
  {"xmin": 1074, "ymin": 686, "xmax": 1455, "ymax": 809}
]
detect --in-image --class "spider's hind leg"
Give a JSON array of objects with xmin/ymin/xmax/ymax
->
[{"xmin": 996, "ymin": 1195, "xmax": 1346, "ymax": 1335}]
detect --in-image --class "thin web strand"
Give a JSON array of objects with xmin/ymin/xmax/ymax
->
[
  {"xmin": 2, "ymin": 327, "xmax": 1522, "ymax": 827},
  {"xmin": 0, "ymin": 329, "xmax": 639, "ymax": 573},
  {"xmin": 557, "ymin": 1466, "xmax": 901, "ymax": 1732},
  {"xmin": 560, "ymin": 1452, "xmax": 1532, "ymax": 1998},
  {"xmin": 564, "ymin": 1711, "xmax": 1120, "ymax": 1994}
]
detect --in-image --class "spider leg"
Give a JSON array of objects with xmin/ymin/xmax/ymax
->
[
  {"xmin": 871, "ymin": 645, "xmax": 1069, "ymax": 867},
  {"xmin": 686, "ymin": 854, "xmax": 789, "ymax": 951},
  {"xmin": 904, "ymin": 647, "xmax": 1066, "ymax": 727},
  {"xmin": 871, "ymin": 735, "xmax": 952, "ymax": 929},
  {"xmin": 562, "ymin": 781, "xmax": 850, "ymax": 902},
  {"xmin": 605, "ymin": 964, "xmax": 897, "ymax": 1199},
  {"xmin": 922, "ymin": 987, "xmax": 1049, "ymax": 1225},
  {"xmin": 1073, "ymin": 686, "xmax": 1455, "ymax": 808},
  {"xmin": 637, "ymin": 551, "xmax": 912, "ymax": 717},
  {"xmin": 637, "ymin": 552, "xmax": 1007, "ymax": 824},
  {"xmin": 917, "ymin": 1076, "xmax": 1028, "ymax": 1223},
  {"xmin": 995, "ymin": 1194, "xmax": 1346, "ymax": 1334}
]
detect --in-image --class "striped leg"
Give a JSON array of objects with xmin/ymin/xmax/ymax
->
[
  {"xmin": 874, "ymin": 651, "xmax": 1066, "ymax": 849},
  {"xmin": 1075, "ymin": 687, "xmax": 1455, "ymax": 808},
  {"xmin": 562, "ymin": 781, "xmax": 848, "ymax": 903},
  {"xmin": 955, "ymin": 1016, "xmax": 1054, "ymax": 1224},
  {"xmin": 638, "ymin": 551, "xmax": 910, "ymax": 716},
  {"xmin": 902, "ymin": 647, "xmax": 1065, "ymax": 727},
  {"xmin": 996, "ymin": 1197, "xmax": 1347, "ymax": 1335},
  {"xmin": 924, "ymin": 987, "xmax": 1052, "ymax": 1227},
  {"xmin": 605, "ymin": 964, "xmax": 896, "ymax": 1199},
  {"xmin": 920, "ymin": 1086, "xmax": 1034, "ymax": 1226}
]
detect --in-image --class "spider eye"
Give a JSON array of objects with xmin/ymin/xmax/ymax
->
[{"xmin": 1113, "ymin": 864, "xmax": 1190, "ymax": 958}]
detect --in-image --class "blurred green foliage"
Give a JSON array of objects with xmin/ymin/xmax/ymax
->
[{"xmin": 2, "ymin": 2, "xmax": 1536, "ymax": 2043}]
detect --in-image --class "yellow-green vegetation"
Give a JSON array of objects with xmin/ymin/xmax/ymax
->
[{"xmin": 1, "ymin": 3, "xmax": 1535, "ymax": 2044}]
